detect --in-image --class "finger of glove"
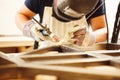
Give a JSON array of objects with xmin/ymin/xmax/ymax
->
[
  {"xmin": 73, "ymin": 35, "xmax": 85, "ymax": 46},
  {"xmin": 30, "ymin": 26, "xmax": 41, "ymax": 41},
  {"xmin": 69, "ymin": 38, "xmax": 83, "ymax": 46},
  {"xmin": 73, "ymin": 28, "xmax": 86, "ymax": 36},
  {"xmin": 30, "ymin": 25, "xmax": 47, "ymax": 41},
  {"xmin": 70, "ymin": 34, "xmax": 85, "ymax": 46}
]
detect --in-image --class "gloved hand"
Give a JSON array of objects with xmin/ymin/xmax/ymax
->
[
  {"xmin": 72, "ymin": 28, "xmax": 86, "ymax": 46},
  {"xmin": 63, "ymin": 23, "xmax": 96, "ymax": 46},
  {"xmin": 72, "ymin": 28, "xmax": 96, "ymax": 46},
  {"xmin": 23, "ymin": 20, "xmax": 50, "ymax": 41}
]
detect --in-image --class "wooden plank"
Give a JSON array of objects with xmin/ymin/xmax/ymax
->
[
  {"xmin": 20, "ymin": 53, "xmax": 94, "ymax": 62},
  {"xmin": 0, "ymin": 36, "xmax": 34, "ymax": 47},
  {"xmin": 22, "ymin": 58, "xmax": 109, "ymax": 66},
  {"xmin": 0, "ymin": 65, "xmax": 120, "ymax": 80},
  {"xmin": 35, "ymin": 74, "xmax": 57, "ymax": 80},
  {"xmin": 22, "ymin": 64, "xmax": 120, "ymax": 80},
  {"xmin": 111, "ymin": 57, "xmax": 120, "ymax": 68},
  {"xmin": 20, "ymin": 45, "xmax": 83, "ymax": 55}
]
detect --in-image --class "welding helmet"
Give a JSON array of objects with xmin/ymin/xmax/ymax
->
[{"xmin": 53, "ymin": 0, "xmax": 99, "ymax": 22}]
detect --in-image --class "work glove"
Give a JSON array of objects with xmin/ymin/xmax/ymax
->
[
  {"xmin": 23, "ymin": 20, "xmax": 51, "ymax": 42},
  {"xmin": 72, "ymin": 27, "xmax": 96, "ymax": 46},
  {"xmin": 62, "ymin": 25, "xmax": 96, "ymax": 46}
]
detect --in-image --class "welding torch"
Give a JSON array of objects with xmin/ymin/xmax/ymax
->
[{"xmin": 32, "ymin": 18, "xmax": 59, "ymax": 42}]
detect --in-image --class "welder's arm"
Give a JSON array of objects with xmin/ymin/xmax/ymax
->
[
  {"xmin": 90, "ymin": 15, "xmax": 107, "ymax": 43},
  {"xmin": 15, "ymin": 4, "xmax": 36, "ymax": 31},
  {"xmin": 70, "ymin": 15, "xmax": 107, "ymax": 46},
  {"xmin": 15, "ymin": 4, "xmax": 46, "ymax": 41},
  {"xmin": 15, "ymin": 4, "xmax": 59, "ymax": 42}
]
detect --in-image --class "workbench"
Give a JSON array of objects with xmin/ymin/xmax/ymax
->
[{"xmin": 0, "ymin": 36, "xmax": 34, "ymax": 53}]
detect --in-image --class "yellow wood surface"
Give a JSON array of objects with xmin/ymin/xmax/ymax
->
[{"xmin": 0, "ymin": 36, "xmax": 34, "ymax": 47}]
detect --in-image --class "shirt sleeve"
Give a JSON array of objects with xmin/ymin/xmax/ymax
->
[
  {"xmin": 25, "ymin": 0, "xmax": 39, "ymax": 13},
  {"xmin": 86, "ymin": 0, "xmax": 105, "ymax": 20}
]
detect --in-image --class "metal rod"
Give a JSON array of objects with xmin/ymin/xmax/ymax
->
[
  {"xmin": 111, "ymin": 2, "xmax": 120, "ymax": 43},
  {"xmin": 32, "ymin": 18, "xmax": 46, "ymax": 29}
]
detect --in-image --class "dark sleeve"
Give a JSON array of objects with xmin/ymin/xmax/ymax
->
[
  {"xmin": 45, "ymin": 0, "xmax": 53, "ymax": 6},
  {"xmin": 86, "ymin": 0, "xmax": 105, "ymax": 20},
  {"xmin": 25, "ymin": 0, "xmax": 39, "ymax": 13}
]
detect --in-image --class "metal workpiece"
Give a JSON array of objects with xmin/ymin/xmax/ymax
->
[
  {"xmin": 0, "ymin": 58, "xmax": 120, "ymax": 80},
  {"xmin": 0, "ymin": 43, "xmax": 120, "ymax": 80}
]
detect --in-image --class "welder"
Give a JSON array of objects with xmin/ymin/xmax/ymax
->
[{"xmin": 15, "ymin": 0, "xmax": 107, "ymax": 49}]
